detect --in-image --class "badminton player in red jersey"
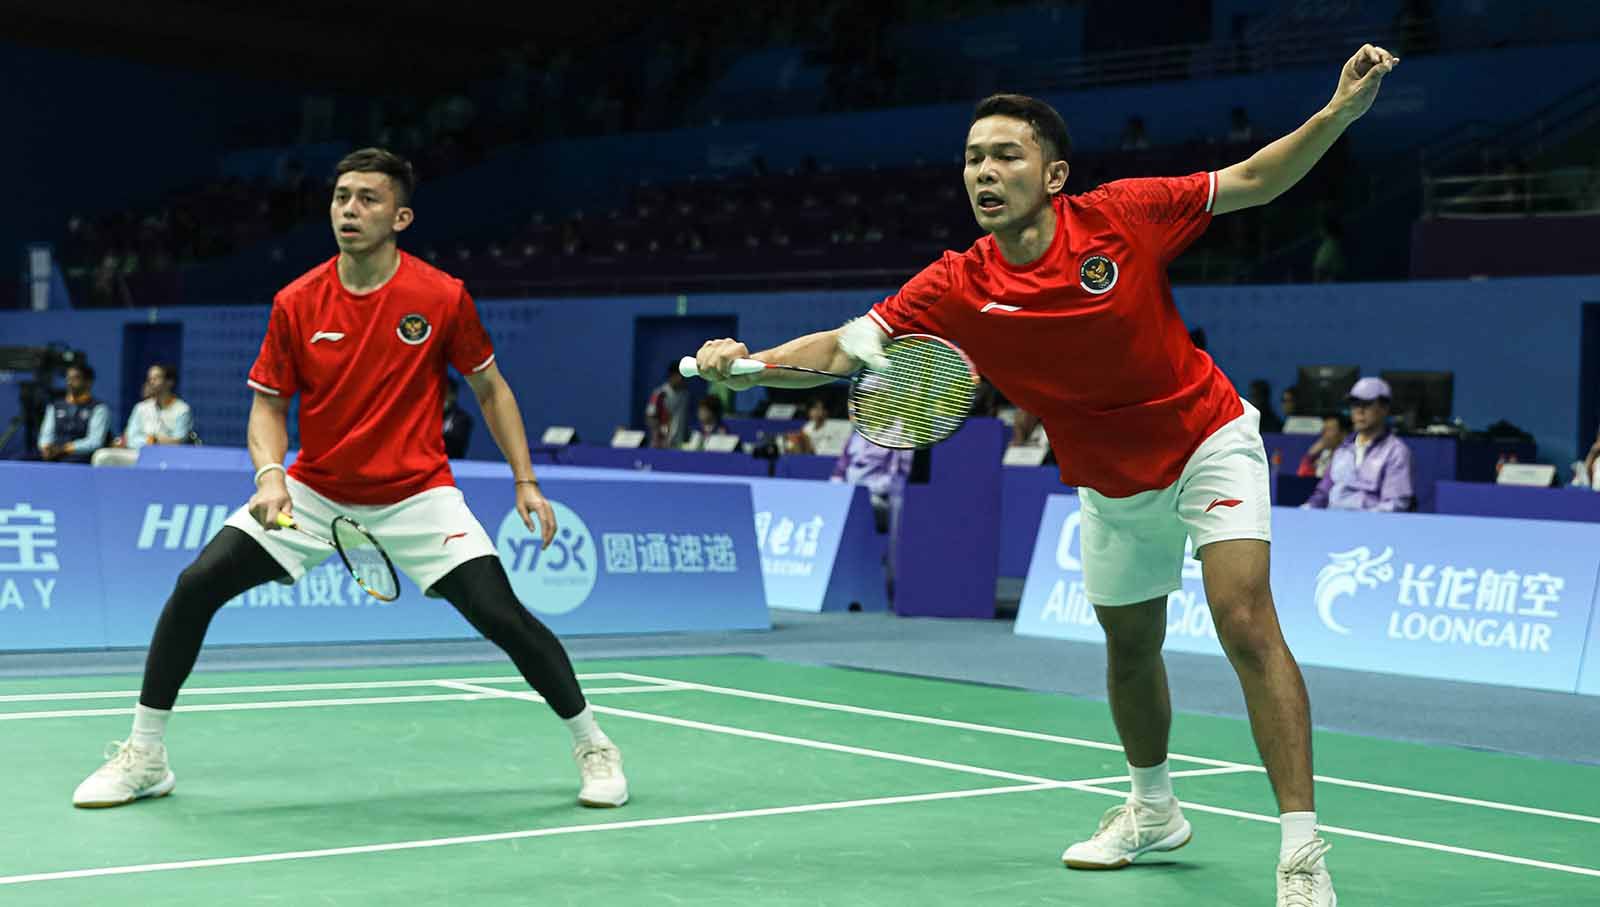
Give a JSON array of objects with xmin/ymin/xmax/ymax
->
[
  {"xmin": 73, "ymin": 148, "xmax": 628, "ymax": 812},
  {"xmin": 699, "ymin": 45, "xmax": 1399, "ymax": 907}
]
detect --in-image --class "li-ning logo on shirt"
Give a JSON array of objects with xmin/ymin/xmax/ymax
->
[
  {"xmin": 310, "ymin": 331, "xmax": 346, "ymax": 344},
  {"xmin": 1079, "ymin": 255, "xmax": 1118, "ymax": 294},
  {"xmin": 396, "ymin": 313, "xmax": 432, "ymax": 345},
  {"xmin": 980, "ymin": 301, "xmax": 1021, "ymax": 313}
]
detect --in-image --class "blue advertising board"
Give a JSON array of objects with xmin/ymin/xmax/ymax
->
[
  {"xmin": 1016, "ymin": 495, "xmax": 1600, "ymax": 694},
  {"xmin": 456, "ymin": 463, "xmax": 888, "ymax": 614},
  {"xmin": 1, "ymin": 462, "xmax": 769, "ymax": 650}
]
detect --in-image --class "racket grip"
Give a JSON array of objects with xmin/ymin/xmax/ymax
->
[
  {"xmin": 275, "ymin": 513, "xmax": 295, "ymax": 529},
  {"xmin": 678, "ymin": 356, "xmax": 767, "ymax": 378}
]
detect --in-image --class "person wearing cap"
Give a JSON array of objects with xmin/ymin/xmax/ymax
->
[{"xmin": 1302, "ymin": 377, "xmax": 1414, "ymax": 512}]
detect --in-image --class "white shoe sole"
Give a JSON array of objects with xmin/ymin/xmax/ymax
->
[
  {"xmin": 1062, "ymin": 819, "xmax": 1193, "ymax": 870},
  {"xmin": 74, "ymin": 770, "xmax": 177, "ymax": 809},
  {"xmin": 578, "ymin": 790, "xmax": 629, "ymax": 808}
]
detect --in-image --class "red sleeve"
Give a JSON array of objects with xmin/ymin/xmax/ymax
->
[
  {"xmin": 868, "ymin": 256, "xmax": 953, "ymax": 338},
  {"xmin": 247, "ymin": 296, "xmax": 299, "ymax": 398},
  {"xmin": 447, "ymin": 287, "xmax": 496, "ymax": 375},
  {"xmin": 1100, "ymin": 172, "xmax": 1215, "ymax": 263}
]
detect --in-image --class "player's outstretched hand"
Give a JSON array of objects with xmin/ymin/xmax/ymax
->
[
  {"xmin": 518, "ymin": 482, "xmax": 557, "ymax": 548},
  {"xmin": 249, "ymin": 476, "xmax": 293, "ymax": 531},
  {"xmin": 695, "ymin": 338, "xmax": 761, "ymax": 390},
  {"xmin": 1328, "ymin": 44, "xmax": 1398, "ymax": 124}
]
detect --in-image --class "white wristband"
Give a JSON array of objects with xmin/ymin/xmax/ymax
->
[{"xmin": 253, "ymin": 463, "xmax": 286, "ymax": 486}]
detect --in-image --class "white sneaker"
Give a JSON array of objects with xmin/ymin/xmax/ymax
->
[
  {"xmin": 1277, "ymin": 838, "xmax": 1337, "ymax": 906},
  {"xmin": 1062, "ymin": 798, "xmax": 1192, "ymax": 869},
  {"xmin": 575, "ymin": 740, "xmax": 628, "ymax": 808},
  {"xmin": 73, "ymin": 740, "xmax": 176, "ymax": 809}
]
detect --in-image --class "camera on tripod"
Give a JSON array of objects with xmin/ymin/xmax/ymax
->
[{"xmin": 0, "ymin": 344, "xmax": 90, "ymax": 457}]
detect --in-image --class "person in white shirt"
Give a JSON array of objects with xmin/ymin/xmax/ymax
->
[
  {"xmin": 121, "ymin": 363, "xmax": 194, "ymax": 450},
  {"xmin": 796, "ymin": 397, "xmax": 851, "ymax": 456}
]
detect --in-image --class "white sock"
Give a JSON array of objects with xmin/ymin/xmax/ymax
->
[
  {"xmin": 1280, "ymin": 811, "xmax": 1318, "ymax": 860},
  {"xmin": 131, "ymin": 704, "xmax": 171, "ymax": 748},
  {"xmin": 563, "ymin": 705, "xmax": 609, "ymax": 747},
  {"xmin": 1128, "ymin": 760, "xmax": 1173, "ymax": 807}
]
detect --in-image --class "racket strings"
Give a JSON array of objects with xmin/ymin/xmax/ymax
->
[
  {"xmin": 332, "ymin": 519, "xmax": 399, "ymax": 600},
  {"xmin": 850, "ymin": 337, "xmax": 977, "ymax": 449}
]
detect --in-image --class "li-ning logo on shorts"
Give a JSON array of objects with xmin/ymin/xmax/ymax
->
[
  {"xmin": 1079, "ymin": 255, "xmax": 1118, "ymax": 294},
  {"xmin": 396, "ymin": 313, "xmax": 432, "ymax": 345}
]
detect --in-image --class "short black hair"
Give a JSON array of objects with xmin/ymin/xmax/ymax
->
[
  {"xmin": 335, "ymin": 147, "xmax": 416, "ymax": 206},
  {"xmin": 971, "ymin": 94, "xmax": 1072, "ymax": 164},
  {"xmin": 151, "ymin": 361, "xmax": 177, "ymax": 389},
  {"xmin": 68, "ymin": 363, "xmax": 95, "ymax": 382},
  {"xmin": 698, "ymin": 396, "xmax": 723, "ymax": 419}
]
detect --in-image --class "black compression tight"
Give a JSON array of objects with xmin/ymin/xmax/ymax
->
[
  {"xmin": 139, "ymin": 527, "xmax": 289, "ymax": 710},
  {"xmin": 432, "ymin": 555, "xmax": 588, "ymax": 719},
  {"xmin": 140, "ymin": 533, "xmax": 588, "ymax": 720}
]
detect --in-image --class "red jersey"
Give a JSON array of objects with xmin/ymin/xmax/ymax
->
[
  {"xmin": 248, "ymin": 251, "xmax": 495, "ymax": 505},
  {"xmin": 870, "ymin": 172, "xmax": 1243, "ymax": 498}
]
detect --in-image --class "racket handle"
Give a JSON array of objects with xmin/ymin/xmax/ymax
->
[
  {"xmin": 678, "ymin": 356, "xmax": 767, "ymax": 378},
  {"xmin": 275, "ymin": 513, "xmax": 296, "ymax": 529}
]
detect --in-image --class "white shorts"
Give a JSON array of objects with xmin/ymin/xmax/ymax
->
[
  {"xmin": 224, "ymin": 477, "xmax": 498, "ymax": 596},
  {"xmin": 1078, "ymin": 402, "xmax": 1272, "ymax": 607}
]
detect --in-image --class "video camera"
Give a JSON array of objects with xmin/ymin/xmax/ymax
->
[{"xmin": 0, "ymin": 344, "xmax": 91, "ymax": 457}]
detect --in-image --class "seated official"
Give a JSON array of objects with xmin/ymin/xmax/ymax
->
[
  {"xmin": 681, "ymin": 397, "xmax": 731, "ymax": 451},
  {"xmin": 1303, "ymin": 378, "xmax": 1414, "ymax": 512},
  {"xmin": 120, "ymin": 363, "xmax": 194, "ymax": 450},
  {"xmin": 1296, "ymin": 414, "xmax": 1351, "ymax": 479},
  {"xmin": 38, "ymin": 363, "xmax": 112, "ymax": 463}
]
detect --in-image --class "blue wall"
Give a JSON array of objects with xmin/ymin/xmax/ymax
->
[
  {"xmin": 3, "ymin": 274, "xmax": 1595, "ymax": 467},
  {"xmin": 0, "ymin": 42, "xmax": 303, "ymax": 259}
]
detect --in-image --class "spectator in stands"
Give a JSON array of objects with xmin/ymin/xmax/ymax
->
[
  {"xmin": 37, "ymin": 363, "xmax": 111, "ymax": 463},
  {"xmin": 1312, "ymin": 216, "xmax": 1347, "ymax": 282},
  {"xmin": 1297, "ymin": 414, "xmax": 1351, "ymax": 478},
  {"xmin": 121, "ymin": 363, "xmax": 194, "ymax": 450},
  {"xmin": 1281, "ymin": 386, "xmax": 1299, "ymax": 420},
  {"xmin": 683, "ymin": 396, "xmax": 731, "ymax": 450},
  {"xmin": 1583, "ymin": 425, "xmax": 1600, "ymax": 488},
  {"xmin": 1119, "ymin": 116, "xmax": 1150, "ymax": 151},
  {"xmin": 1248, "ymin": 379, "xmax": 1284, "ymax": 433},
  {"xmin": 645, "ymin": 361, "xmax": 691, "ymax": 448},
  {"xmin": 1303, "ymin": 378, "xmax": 1414, "ymax": 512},
  {"xmin": 442, "ymin": 376, "xmax": 474, "ymax": 458},
  {"xmin": 1009, "ymin": 407, "xmax": 1048, "ymax": 448},
  {"xmin": 832, "ymin": 433, "xmax": 913, "ymax": 533},
  {"xmin": 1227, "ymin": 107, "xmax": 1256, "ymax": 144}
]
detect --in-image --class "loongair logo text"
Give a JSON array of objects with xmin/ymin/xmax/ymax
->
[
  {"xmin": 1316, "ymin": 545, "xmax": 1563, "ymax": 652},
  {"xmin": 753, "ymin": 511, "xmax": 825, "ymax": 576}
]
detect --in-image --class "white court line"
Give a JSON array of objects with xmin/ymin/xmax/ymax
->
[
  {"xmin": 439, "ymin": 681, "xmax": 1061, "ymax": 786},
  {"xmin": 603, "ymin": 672, "xmax": 1236, "ymax": 767},
  {"xmin": 1068, "ymin": 783, "xmax": 1600, "ymax": 880},
  {"xmin": 0, "ymin": 781, "xmax": 1071, "ymax": 887},
  {"xmin": 0, "ymin": 673, "xmax": 634, "ymax": 704},
  {"xmin": 0, "ymin": 685, "xmax": 685, "ymax": 722},
  {"xmin": 609, "ymin": 671, "xmax": 1600, "ymax": 827},
  {"xmin": 454, "ymin": 680, "xmax": 1600, "ymax": 881}
]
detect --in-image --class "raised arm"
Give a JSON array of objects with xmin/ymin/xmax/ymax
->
[{"xmin": 1214, "ymin": 44, "xmax": 1398, "ymax": 215}]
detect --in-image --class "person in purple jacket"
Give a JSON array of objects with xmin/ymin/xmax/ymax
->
[{"xmin": 1303, "ymin": 376, "xmax": 1415, "ymax": 512}]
